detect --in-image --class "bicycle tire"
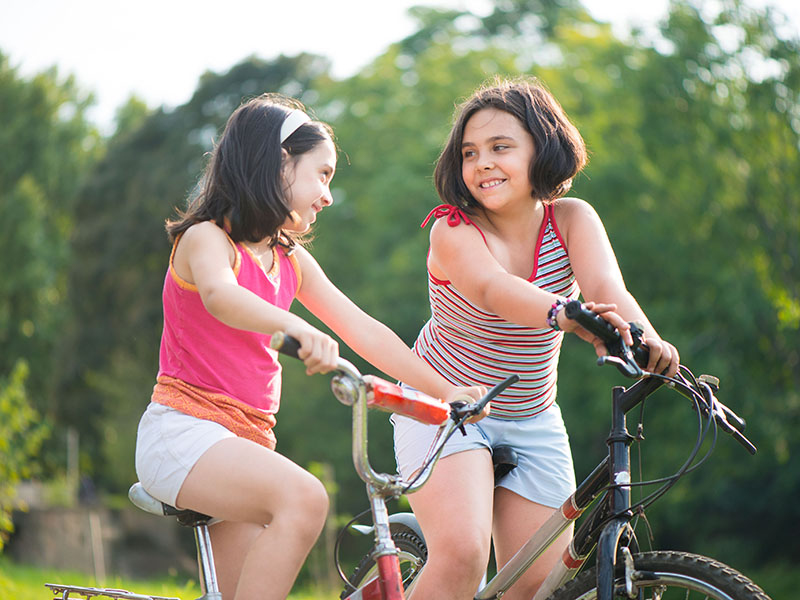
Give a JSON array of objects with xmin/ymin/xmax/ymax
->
[
  {"xmin": 341, "ymin": 530, "xmax": 427, "ymax": 599},
  {"xmin": 545, "ymin": 550, "xmax": 771, "ymax": 600}
]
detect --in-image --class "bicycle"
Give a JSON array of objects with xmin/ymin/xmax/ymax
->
[
  {"xmin": 44, "ymin": 302, "xmax": 771, "ymax": 600},
  {"xmin": 341, "ymin": 301, "xmax": 772, "ymax": 600},
  {"xmin": 45, "ymin": 333, "xmax": 510, "ymax": 600}
]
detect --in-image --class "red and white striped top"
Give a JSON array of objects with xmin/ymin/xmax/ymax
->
[{"xmin": 414, "ymin": 204, "xmax": 580, "ymax": 420}]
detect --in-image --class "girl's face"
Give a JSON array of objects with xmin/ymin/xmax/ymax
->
[
  {"xmin": 461, "ymin": 108, "xmax": 535, "ymax": 212},
  {"xmin": 283, "ymin": 138, "xmax": 337, "ymax": 232}
]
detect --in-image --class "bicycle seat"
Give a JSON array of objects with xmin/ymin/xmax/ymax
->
[
  {"xmin": 492, "ymin": 445, "xmax": 518, "ymax": 485},
  {"xmin": 129, "ymin": 482, "xmax": 212, "ymax": 526}
]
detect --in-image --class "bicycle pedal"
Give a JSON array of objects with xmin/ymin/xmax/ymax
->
[{"xmin": 45, "ymin": 583, "xmax": 180, "ymax": 600}]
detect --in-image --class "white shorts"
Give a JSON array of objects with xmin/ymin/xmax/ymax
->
[
  {"xmin": 391, "ymin": 403, "xmax": 576, "ymax": 509},
  {"xmin": 134, "ymin": 402, "xmax": 236, "ymax": 507}
]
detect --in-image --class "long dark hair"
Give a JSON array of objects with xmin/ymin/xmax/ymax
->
[
  {"xmin": 434, "ymin": 76, "xmax": 587, "ymax": 210},
  {"xmin": 166, "ymin": 93, "xmax": 333, "ymax": 247}
]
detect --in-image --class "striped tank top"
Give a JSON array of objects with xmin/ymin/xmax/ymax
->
[{"xmin": 413, "ymin": 204, "xmax": 580, "ymax": 420}]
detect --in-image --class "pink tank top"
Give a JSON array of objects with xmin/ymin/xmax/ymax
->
[{"xmin": 157, "ymin": 233, "xmax": 301, "ymax": 413}]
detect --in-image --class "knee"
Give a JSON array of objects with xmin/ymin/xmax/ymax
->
[
  {"xmin": 426, "ymin": 530, "xmax": 489, "ymax": 586},
  {"xmin": 283, "ymin": 474, "xmax": 329, "ymax": 536}
]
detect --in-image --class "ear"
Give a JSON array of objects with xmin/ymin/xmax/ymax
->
[
  {"xmin": 280, "ymin": 147, "xmax": 292, "ymax": 171},
  {"xmin": 280, "ymin": 148, "xmax": 295, "ymax": 196}
]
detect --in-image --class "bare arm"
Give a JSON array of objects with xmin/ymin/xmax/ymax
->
[
  {"xmin": 427, "ymin": 214, "xmax": 633, "ymax": 349},
  {"xmin": 294, "ymin": 246, "xmax": 483, "ymax": 403},
  {"xmin": 174, "ymin": 222, "xmax": 338, "ymax": 373},
  {"xmin": 558, "ymin": 198, "xmax": 679, "ymax": 375}
]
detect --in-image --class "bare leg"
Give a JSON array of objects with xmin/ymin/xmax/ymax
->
[
  {"xmin": 176, "ymin": 437, "xmax": 329, "ymax": 600},
  {"xmin": 491, "ymin": 487, "xmax": 573, "ymax": 600},
  {"xmin": 406, "ymin": 449, "xmax": 494, "ymax": 600},
  {"xmin": 205, "ymin": 521, "xmax": 263, "ymax": 598}
]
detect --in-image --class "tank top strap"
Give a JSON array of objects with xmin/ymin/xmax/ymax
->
[
  {"xmin": 543, "ymin": 202, "xmax": 568, "ymax": 252},
  {"xmin": 421, "ymin": 204, "xmax": 488, "ymax": 243},
  {"xmin": 421, "ymin": 204, "xmax": 475, "ymax": 228}
]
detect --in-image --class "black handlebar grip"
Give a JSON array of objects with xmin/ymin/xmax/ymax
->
[
  {"xmin": 563, "ymin": 301, "xmax": 619, "ymax": 344},
  {"xmin": 270, "ymin": 332, "xmax": 302, "ymax": 359}
]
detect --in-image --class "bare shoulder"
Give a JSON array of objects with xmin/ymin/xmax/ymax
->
[
  {"xmin": 552, "ymin": 197, "xmax": 598, "ymax": 221},
  {"xmin": 429, "ymin": 213, "xmax": 483, "ymax": 247},
  {"xmin": 174, "ymin": 221, "xmax": 235, "ymax": 277},
  {"xmin": 552, "ymin": 197, "xmax": 604, "ymax": 242},
  {"xmin": 292, "ymin": 245, "xmax": 332, "ymax": 296},
  {"xmin": 291, "ymin": 244, "xmax": 318, "ymax": 272},
  {"xmin": 181, "ymin": 220, "xmax": 229, "ymax": 246}
]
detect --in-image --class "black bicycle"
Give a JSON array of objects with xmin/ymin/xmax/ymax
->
[{"xmin": 343, "ymin": 301, "xmax": 771, "ymax": 600}]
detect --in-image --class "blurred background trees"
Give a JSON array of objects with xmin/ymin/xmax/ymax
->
[{"xmin": 1, "ymin": 0, "xmax": 797, "ymax": 592}]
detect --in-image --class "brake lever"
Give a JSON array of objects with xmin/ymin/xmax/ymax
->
[
  {"xmin": 597, "ymin": 354, "xmax": 644, "ymax": 378},
  {"xmin": 695, "ymin": 382, "xmax": 757, "ymax": 454},
  {"xmin": 450, "ymin": 374, "xmax": 520, "ymax": 434}
]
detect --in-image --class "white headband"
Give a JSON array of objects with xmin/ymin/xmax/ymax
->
[{"xmin": 280, "ymin": 109, "xmax": 311, "ymax": 143}]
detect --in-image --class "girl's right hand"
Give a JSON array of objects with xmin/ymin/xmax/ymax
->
[
  {"xmin": 444, "ymin": 385, "xmax": 489, "ymax": 424},
  {"xmin": 285, "ymin": 324, "xmax": 339, "ymax": 375},
  {"xmin": 557, "ymin": 301, "xmax": 633, "ymax": 357}
]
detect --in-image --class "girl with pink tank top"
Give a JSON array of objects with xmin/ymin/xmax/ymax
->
[
  {"xmin": 392, "ymin": 78, "xmax": 680, "ymax": 600},
  {"xmin": 134, "ymin": 94, "xmax": 484, "ymax": 600}
]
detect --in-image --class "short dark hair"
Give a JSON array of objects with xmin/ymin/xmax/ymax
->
[
  {"xmin": 166, "ymin": 93, "xmax": 333, "ymax": 247},
  {"xmin": 434, "ymin": 77, "xmax": 587, "ymax": 209}
]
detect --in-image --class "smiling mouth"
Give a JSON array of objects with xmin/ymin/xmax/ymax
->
[{"xmin": 479, "ymin": 179, "xmax": 505, "ymax": 189}]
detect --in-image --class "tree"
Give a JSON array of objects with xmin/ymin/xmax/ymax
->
[
  {"xmin": 0, "ymin": 361, "xmax": 49, "ymax": 551},
  {"xmin": 0, "ymin": 51, "xmax": 100, "ymax": 417}
]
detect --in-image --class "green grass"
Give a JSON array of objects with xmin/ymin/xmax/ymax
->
[
  {"xmin": 0, "ymin": 557, "xmax": 334, "ymax": 600},
  {"xmin": 4, "ymin": 555, "xmax": 794, "ymax": 600}
]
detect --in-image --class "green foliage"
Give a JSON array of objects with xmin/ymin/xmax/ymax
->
[
  {"xmin": 0, "ymin": 50, "xmax": 101, "ymax": 432},
  {"xmin": 3, "ymin": 0, "xmax": 797, "ymax": 584},
  {"xmin": 0, "ymin": 361, "xmax": 50, "ymax": 551}
]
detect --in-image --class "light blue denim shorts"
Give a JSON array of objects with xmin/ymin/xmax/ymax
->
[
  {"xmin": 391, "ymin": 403, "xmax": 576, "ymax": 509},
  {"xmin": 135, "ymin": 402, "xmax": 236, "ymax": 507}
]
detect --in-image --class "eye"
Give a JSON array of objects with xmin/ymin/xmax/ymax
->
[
  {"xmin": 462, "ymin": 149, "xmax": 476, "ymax": 159},
  {"xmin": 493, "ymin": 144, "xmax": 509, "ymax": 151}
]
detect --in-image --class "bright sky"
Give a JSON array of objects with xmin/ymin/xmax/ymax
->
[{"xmin": 2, "ymin": 0, "xmax": 797, "ymax": 133}]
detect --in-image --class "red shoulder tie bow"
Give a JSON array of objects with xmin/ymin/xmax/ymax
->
[{"xmin": 421, "ymin": 204, "xmax": 473, "ymax": 228}]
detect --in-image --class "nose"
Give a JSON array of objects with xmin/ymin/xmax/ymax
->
[
  {"xmin": 321, "ymin": 187, "xmax": 333, "ymax": 207},
  {"xmin": 476, "ymin": 154, "xmax": 493, "ymax": 171}
]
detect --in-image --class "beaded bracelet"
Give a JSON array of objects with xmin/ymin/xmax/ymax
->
[{"xmin": 546, "ymin": 298, "xmax": 568, "ymax": 331}]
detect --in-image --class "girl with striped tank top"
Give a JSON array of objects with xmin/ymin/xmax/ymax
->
[
  {"xmin": 134, "ymin": 94, "xmax": 484, "ymax": 600},
  {"xmin": 392, "ymin": 78, "xmax": 679, "ymax": 600}
]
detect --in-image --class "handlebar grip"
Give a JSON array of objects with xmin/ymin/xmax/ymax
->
[
  {"xmin": 270, "ymin": 331, "xmax": 302, "ymax": 359},
  {"xmin": 563, "ymin": 301, "xmax": 619, "ymax": 344},
  {"xmin": 563, "ymin": 301, "xmax": 648, "ymax": 376}
]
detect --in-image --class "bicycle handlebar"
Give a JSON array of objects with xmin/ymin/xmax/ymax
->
[
  {"xmin": 563, "ymin": 301, "xmax": 756, "ymax": 454},
  {"xmin": 270, "ymin": 331, "xmax": 518, "ymax": 423}
]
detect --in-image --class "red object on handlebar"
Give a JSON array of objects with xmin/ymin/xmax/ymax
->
[{"xmin": 363, "ymin": 375, "xmax": 450, "ymax": 425}]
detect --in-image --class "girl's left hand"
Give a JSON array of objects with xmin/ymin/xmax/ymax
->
[{"xmin": 642, "ymin": 337, "xmax": 680, "ymax": 377}]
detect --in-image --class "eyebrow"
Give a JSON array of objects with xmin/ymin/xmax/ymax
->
[{"xmin": 461, "ymin": 134, "xmax": 515, "ymax": 148}]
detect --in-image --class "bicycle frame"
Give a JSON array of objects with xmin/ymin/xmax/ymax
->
[{"xmin": 461, "ymin": 376, "xmax": 667, "ymax": 600}]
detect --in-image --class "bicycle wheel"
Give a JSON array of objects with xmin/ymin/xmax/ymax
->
[
  {"xmin": 341, "ymin": 530, "xmax": 427, "ymax": 599},
  {"xmin": 546, "ymin": 551, "xmax": 771, "ymax": 600}
]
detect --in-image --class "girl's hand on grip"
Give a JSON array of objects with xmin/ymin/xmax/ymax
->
[
  {"xmin": 560, "ymin": 301, "xmax": 633, "ymax": 354},
  {"xmin": 445, "ymin": 386, "xmax": 489, "ymax": 423},
  {"xmin": 285, "ymin": 324, "xmax": 339, "ymax": 375},
  {"xmin": 643, "ymin": 337, "xmax": 680, "ymax": 377}
]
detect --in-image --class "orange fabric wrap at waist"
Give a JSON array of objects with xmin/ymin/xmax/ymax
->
[{"xmin": 152, "ymin": 376, "xmax": 277, "ymax": 450}]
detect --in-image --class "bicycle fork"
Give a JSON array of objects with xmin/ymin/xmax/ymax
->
[
  {"xmin": 596, "ymin": 385, "xmax": 636, "ymax": 600},
  {"xmin": 344, "ymin": 483, "xmax": 406, "ymax": 600}
]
